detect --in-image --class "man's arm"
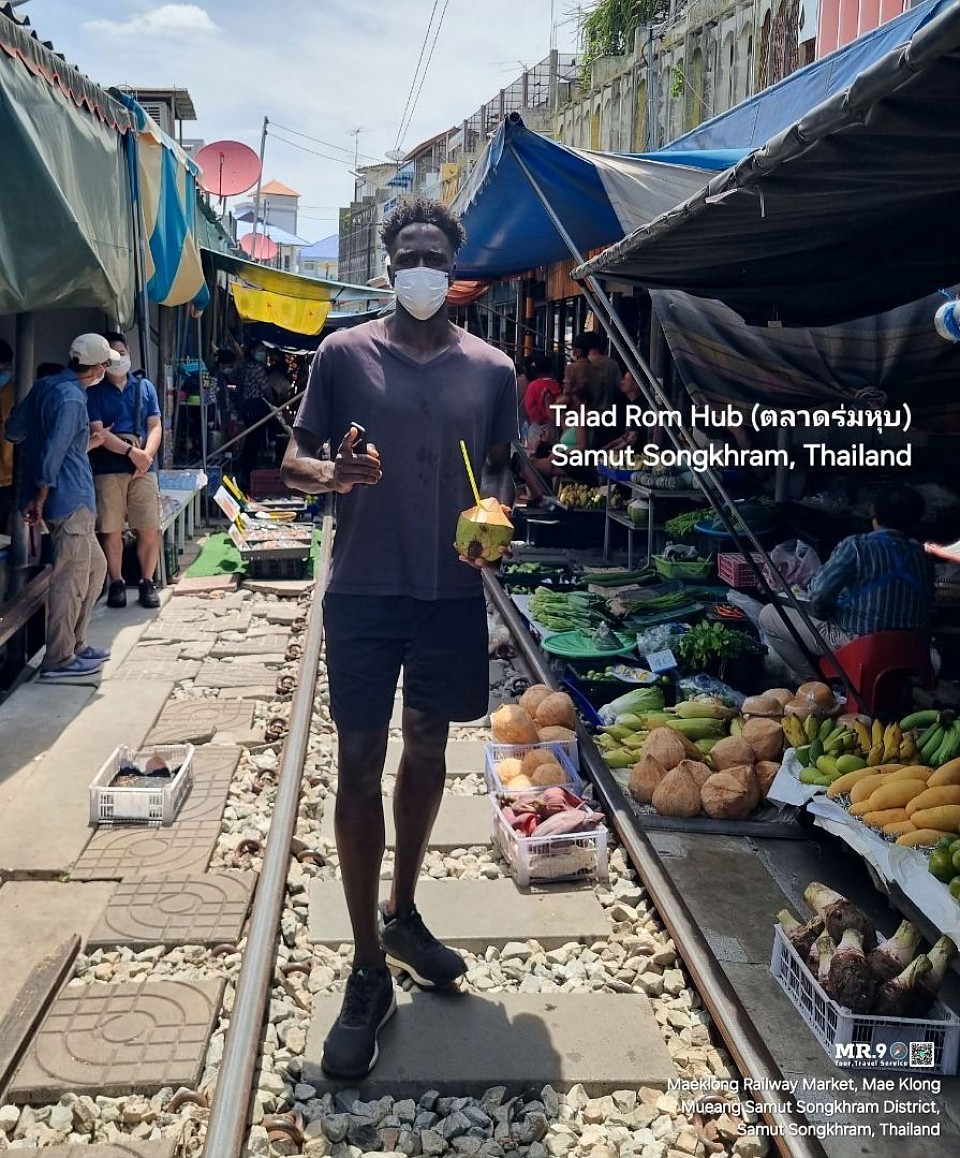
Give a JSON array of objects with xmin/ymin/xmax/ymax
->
[
  {"xmin": 130, "ymin": 415, "xmax": 162, "ymax": 476},
  {"xmin": 808, "ymin": 539, "xmax": 858, "ymax": 618},
  {"xmin": 281, "ymin": 425, "xmax": 381, "ymax": 495},
  {"xmin": 36, "ymin": 400, "xmax": 85, "ymax": 496},
  {"xmin": 481, "ymin": 443, "xmax": 515, "ymax": 509}
]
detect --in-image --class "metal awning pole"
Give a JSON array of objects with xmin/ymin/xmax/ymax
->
[
  {"xmin": 506, "ymin": 126, "xmax": 863, "ymax": 706},
  {"xmin": 188, "ymin": 390, "xmax": 305, "ymax": 469}
]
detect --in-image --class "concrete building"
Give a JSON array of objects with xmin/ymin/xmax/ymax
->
[
  {"xmin": 338, "ymin": 162, "xmax": 395, "ymax": 286},
  {"xmin": 299, "ymin": 234, "xmax": 339, "ymax": 281},
  {"xmin": 817, "ymin": 0, "xmax": 910, "ymax": 57}
]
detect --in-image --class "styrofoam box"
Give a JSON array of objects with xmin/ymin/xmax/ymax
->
[
  {"xmin": 490, "ymin": 792, "xmax": 608, "ymax": 888},
  {"xmin": 484, "ymin": 742, "xmax": 582, "ymax": 795},
  {"xmin": 89, "ymin": 744, "xmax": 194, "ymax": 826},
  {"xmin": 770, "ymin": 924, "xmax": 960, "ymax": 1075}
]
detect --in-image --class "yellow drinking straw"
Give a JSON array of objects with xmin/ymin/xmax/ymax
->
[{"xmin": 459, "ymin": 440, "xmax": 482, "ymax": 506}]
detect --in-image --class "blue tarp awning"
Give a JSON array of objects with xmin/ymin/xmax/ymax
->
[{"xmin": 450, "ymin": 117, "xmax": 724, "ymax": 281}]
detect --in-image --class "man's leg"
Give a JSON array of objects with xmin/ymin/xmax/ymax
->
[
  {"xmin": 95, "ymin": 475, "xmax": 128, "ymax": 606},
  {"xmin": 128, "ymin": 475, "xmax": 163, "ymax": 603},
  {"xmin": 335, "ymin": 726, "xmax": 391, "ymax": 967},
  {"xmin": 98, "ymin": 531, "xmax": 124, "ymax": 582},
  {"xmin": 388, "ymin": 707, "xmax": 448, "ymax": 916},
  {"xmin": 42, "ymin": 514, "xmax": 93, "ymax": 671},
  {"xmin": 74, "ymin": 515, "xmax": 107, "ymax": 653},
  {"xmin": 759, "ymin": 604, "xmax": 834, "ymax": 682}
]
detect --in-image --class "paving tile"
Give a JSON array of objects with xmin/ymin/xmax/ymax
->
[
  {"xmin": 70, "ymin": 820, "xmax": 223, "ymax": 881},
  {"xmin": 10, "ymin": 1144, "xmax": 176, "ymax": 1158},
  {"xmin": 303, "ymin": 992, "xmax": 675, "ymax": 1096},
  {"xmin": 210, "ymin": 634, "xmax": 289, "ymax": 657},
  {"xmin": 217, "ymin": 685, "xmax": 279, "ymax": 700},
  {"xmin": 125, "ymin": 645, "xmax": 185, "ymax": 662},
  {"xmin": 309, "ymin": 878, "xmax": 609, "ymax": 950},
  {"xmin": 146, "ymin": 700, "xmax": 253, "ymax": 745},
  {"xmin": 113, "ymin": 659, "xmax": 202, "ymax": 682},
  {"xmin": 0, "ymin": 683, "xmax": 173, "ymax": 878},
  {"xmin": 140, "ymin": 624, "xmax": 219, "ymax": 642},
  {"xmin": 320, "ymin": 794, "xmax": 490, "ymax": 851},
  {"xmin": 0, "ymin": 883, "xmax": 114, "ymax": 1047},
  {"xmin": 10, "ymin": 978, "xmax": 224, "ymax": 1103},
  {"xmin": 244, "ymin": 578, "xmax": 314, "ymax": 598},
  {"xmin": 173, "ymin": 574, "xmax": 238, "ymax": 594},
  {"xmin": 87, "ymin": 873, "xmax": 255, "ymax": 949},
  {"xmin": 388, "ymin": 738, "xmax": 485, "ymax": 778},
  {"xmin": 261, "ymin": 604, "xmax": 304, "ymax": 626},
  {"xmin": 195, "ymin": 661, "xmax": 284, "ymax": 688}
]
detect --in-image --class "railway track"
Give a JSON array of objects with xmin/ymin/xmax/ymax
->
[{"xmin": 7, "ymin": 515, "xmax": 956, "ymax": 1158}]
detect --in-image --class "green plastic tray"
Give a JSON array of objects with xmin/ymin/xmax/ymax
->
[{"xmin": 541, "ymin": 630, "xmax": 637, "ymax": 660}]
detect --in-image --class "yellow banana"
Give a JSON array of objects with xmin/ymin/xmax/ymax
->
[
  {"xmin": 867, "ymin": 742, "xmax": 885, "ymax": 767},
  {"xmin": 853, "ymin": 720, "xmax": 873, "ymax": 754},
  {"xmin": 899, "ymin": 737, "xmax": 918, "ymax": 762},
  {"xmin": 882, "ymin": 723, "xmax": 903, "ymax": 762},
  {"xmin": 782, "ymin": 716, "xmax": 806, "ymax": 748},
  {"xmin": 872, "ymin": 719, "xmax": 884, "ymax": 747}
]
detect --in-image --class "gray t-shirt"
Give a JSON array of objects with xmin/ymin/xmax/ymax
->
[{"xmin": 295, "ymin": 320, "xmax": 519, "ymax": 600}]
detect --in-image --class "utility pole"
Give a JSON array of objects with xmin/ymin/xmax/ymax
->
[
  {"xmin": 349, "ymin": 127, "xmax": 363, "ymax": 173},
  {"xmin": 249, "ymin": 116, "xmax": 268, "ymax": 262}
]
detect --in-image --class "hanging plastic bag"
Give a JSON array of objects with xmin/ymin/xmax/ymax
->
[{"xmin": 768, "ymin": 540, "xmax": 821, "ymax": 591}]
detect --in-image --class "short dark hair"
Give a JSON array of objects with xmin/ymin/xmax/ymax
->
[
  {"xmin": 871, "ymin": 483, "xmax": 925, "ymax": 533},
  {"xmin": 101, "ymin": 331, "xmax": 126, "ymax": 347},
  {"xmin": 380, "ymin": 197, "xmax": 466, "ymax": 255},
  {"xmin": 36, "ymin": 362, "xmax": 64, "ymax": 378},
  {"xmin": 572, "ymin": 332, "xmax": 602, "ymax": 354},
  {"xmin": 0, "ymin": 338, "xmax": 12, "ymax": 364}
]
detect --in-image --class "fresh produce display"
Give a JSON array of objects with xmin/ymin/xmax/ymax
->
[
  {"xmin": 777, "ymin": 888, "xmax": 957, "ymax": 1018},
  {"xmin": 927, "ymin": 833, "xmax": 960, "ymax": 901},
  {"xmin": 528, "ymin": 588, "xmax": 610, "ymax": 632},
  {"xmin": 664, "ymin": 508, "xmax": 713, "ymax": 541},
  {"xmin": 490, "ymin": 689, "xmax": 578, "ymax": 750},
  {"xmin": 580, "ymin": 566, "xmax": 655, "ymax": 587},
  {"xmin": 674, "ymin": 621, "xmax": 765, "ymax": 677},
  {"xmin": 496, "ymin": 786, "xmax": 605, "ymax": 837},
  {"xmin": 557, "ymin": 483, "xmax": 605, "ymax": 509}
]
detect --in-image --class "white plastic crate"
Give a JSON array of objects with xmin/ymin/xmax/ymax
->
[
  {"xmin": 484, "ymin": 742, "xmax": 582, "ymax": 795},
  {"xmin": 770, "ymin": 924, "xmax": 960, "ymax": 1075},
  {"xmin": 89, "ymin": 744, "xmax": 195, "ymax": 826},
  {"xmin": 490, "ymin": 793, "xmax": 608, "ymax": 887}
]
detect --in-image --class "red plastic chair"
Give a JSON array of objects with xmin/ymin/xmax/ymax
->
[{"xmin": 818, "ymin": 631, "xmax": 935, "ymax": 717}]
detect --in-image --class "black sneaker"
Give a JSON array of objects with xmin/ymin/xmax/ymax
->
[
  {"xmin": 106, "ymin": 580, "xmax": 127, "ymax": 609},
  {"xmin": 321, "ymin": 966, "xmax": 396, "ymax": 1078},
  {"xmin": 379, "ymin": 902, "xmax": 467, "ymax": 989},
  {"xmin": 138, "ymin": 579, "xmax": 160, "ymax": 609}
]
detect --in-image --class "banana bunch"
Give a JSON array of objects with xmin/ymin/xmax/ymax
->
[
  {"xmin": 790, "ymin": 716, "xmax": 859, "ymax": 767},
  {"xmin": 915, "ymin": 715, "xmax": 960, "ymax": 767},
  {"xmin": 558, "ymin": 484, "xmax": 604, "ymax": 509}
]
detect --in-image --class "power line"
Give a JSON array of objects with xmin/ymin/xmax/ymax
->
[
  {"xmin": 393, "ymin": 0, "xmax": 441, "ymax": 153},
  {"xmin": 269, "ymin": 121, "xmax": 382, "ymax": 164},
  {"xmin": 397, "ymin": 0, "xmax": 451, "ymax": 152},
  {"xmin": 268, "ymin": 130, "xmax": 361, "ymax": 168}
]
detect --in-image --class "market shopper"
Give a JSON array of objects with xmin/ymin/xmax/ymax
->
[
  {"xmin": 283, "ymin": 197, "xmax": 518, "ymax": 1078},
  {"xmin": 235, "ymin": 338, "xmax": 271, "ymax": 486},
  {"xmin": 565, "ymin": 331, "xmax": 621, "ymax": 411},
  {"xmin": 86, "ymin": 332, "xmax": 163, "ymax": 610},
  {"xmin": 759, "ymin": 483, "xmax": 935, "ymax": 681},
  {"xmin": 5, "ymin": 335, "xmax": 115, "ymax": 678},
  {"xmin": 0, "ymin": 339, "xmax": 16, "ymax": 534}
]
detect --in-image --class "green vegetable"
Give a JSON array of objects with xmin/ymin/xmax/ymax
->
[
  {"xmin": 676, "ymin": 621, "xmax": 764, "ymax": 674},
  {"xmin": 601, "ymin": 686, "xmax": 666, "ymax": 721}
]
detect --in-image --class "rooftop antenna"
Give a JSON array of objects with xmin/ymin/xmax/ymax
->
[
  {"xmin": 349, "ymin": 127, "xmax": 364, "ymax": 172},
  {"xmin": 550, "ymin": 0, "xmax": 557, "ymax": 51}
]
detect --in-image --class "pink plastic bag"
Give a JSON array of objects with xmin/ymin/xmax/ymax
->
[{"xmin": 769, "ymin": 540, "xmax": 821, "ymax": 591}]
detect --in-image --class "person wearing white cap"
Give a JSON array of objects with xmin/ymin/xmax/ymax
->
[{"xmin": 5, "ymin": 334, "xmax": 116, "ymax": 679}]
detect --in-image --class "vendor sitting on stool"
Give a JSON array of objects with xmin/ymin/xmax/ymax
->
[{"xmin": 759, "ymin": 482, "xmax": 935, "ymax": 683}]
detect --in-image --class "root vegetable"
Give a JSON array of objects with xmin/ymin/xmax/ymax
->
[
  {"xmin": 866, "ymin": 920, "xmax": 920, "ymax": 984},
  {"xmin": 628, "ymin": 754, "xmax": 666, "ymax": 805},
  {"xmin": 709, "ymin": 736, "xmax": 756, "ymax": 771},
  {"xmin": 535, "ymin": 692, "xmax": 577, "ymax": 730},
  {"xmin": 813, "ymin": 932, "xmax": 836, "ymax": 987},
  {"xmin": 779, "ymin": 910, "xmax": 825, "ymax": 961},
  {"xmin": 804, "ymin": 882, "xmax": 877, "ymax": 951},
  {"xmin": 519, "ymin": 684, "xmax": 553, "ymax": 717},
  {"xmin": 906, "ymin": 935, "xmax": 956, "ymax": 1017},
  {"xmin": 741, "ymin": 717, "xmax": 784, "ymax": 762},
  {"xmin": 651, "ymin": 763, "xmax": 701, "ymax": 818},
  {"xmin": 825, "ymin": 928, "xmax": 875, "ymax": 1013},
  {"xmin": 874, "ymin": 955, "xmax": 932, "ymax": 1017},
  {"xmin": 491, "ymin": 705, "xmax": 539, "ymax": 745}
]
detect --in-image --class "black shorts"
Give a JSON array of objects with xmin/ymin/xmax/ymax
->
[{"xmin": 323, "ymin": 593, "xmax": 489, "ymax": 731}]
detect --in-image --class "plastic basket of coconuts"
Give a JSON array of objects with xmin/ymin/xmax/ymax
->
[
  {"xmin": 485, "ymin": 742, "xmax": 582, "ymax": 795},
  {"xmin": 89, "ymin": 744, "xmax": 195, "ymax": 826}
]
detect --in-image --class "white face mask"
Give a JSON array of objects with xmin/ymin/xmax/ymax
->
[
  {"xmin": 392, "ymin": 267, "xmax": 449, "ymax": 321},
  {"xmin": 109, "ymin": 354, "xmax": 132, "ymax": 376}
]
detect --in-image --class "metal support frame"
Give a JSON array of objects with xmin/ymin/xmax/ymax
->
[
  {"xmin": 505, "ymin": 118, "xmax": 863, "ymax": 708},
  {"xmin": 202, "ymin": 502, "xmax": 333, "ymax": 1158},
  {"xmin": 483, "ymin": 573, "xmax": 828, "ymax": 1158}
]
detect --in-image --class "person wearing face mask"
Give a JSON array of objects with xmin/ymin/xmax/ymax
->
[
  {"xmin": 0, "ymin": 338, "xmax": 16, "ymax": 534},
  {"xmin": 234, "ymin": 339, "xmax": 271, "ymax": 488},
  {"xmin": 4, "ymin": 334, "xmax": 114, "ymax": 679},
  {"xmin": 86, "ymin": 332, "xmax": 163, "ymax": 610},
  {"xmin": 283, "ymin": 198, "xmax": 518, "ymax": 1079}
]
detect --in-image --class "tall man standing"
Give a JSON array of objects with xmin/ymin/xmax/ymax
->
[
  {"xmin": 5, "ymin": 335, "xmax": 114, "ymax": 679},
  {"xmin": 282, "ymin": 198, "xmax": 518, "ymax": 1078},
  {"xmin": 86, "ymin": 332, "xmax": 163, "ymax": 609}
]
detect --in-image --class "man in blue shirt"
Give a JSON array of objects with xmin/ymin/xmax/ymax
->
[
  {"xmin": 86, "ymin": 332, "xmax": 163, "ymax": 609},
  {"xmin": 5, "ymin": 334, "xmax": 115, "ymax": 679},
  {"xmin": 759, "ymin": 483, "xmax": 935, "ymax": 681}
]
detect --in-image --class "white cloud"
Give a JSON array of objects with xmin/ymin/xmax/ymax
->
[{"xmin": 85, "ymin": 4, "xmax": 218, "ymax": 39}]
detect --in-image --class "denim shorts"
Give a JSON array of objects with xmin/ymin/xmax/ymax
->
[{"xmin": 323, "ymin": 593, "xmax": 489, "ymax": 731}]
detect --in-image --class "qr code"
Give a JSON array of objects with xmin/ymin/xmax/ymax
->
[{"xmin": 909, "ymin": 1041, "xmax": 935, "ymax": 1068}]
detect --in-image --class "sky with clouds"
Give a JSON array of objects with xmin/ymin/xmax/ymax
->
[{"xmin": 29, "ymin": 0, "xmax": 581, "ymax": 242}]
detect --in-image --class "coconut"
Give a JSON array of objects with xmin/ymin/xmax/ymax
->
[
  {"xmin": 784, "ymin": 697, "xmax": 822, "ymax": 720},
  {"xmin": 700, "ymin": 770, "xmax": 755, "ymax": 820},
  {"xmin": 629, "ymin": 755, "xmax": 666, "ymax": 804},
  {"xmin": 521, "ymin": 748, "xmax": 560, "ymax": 777},
  {"xmin": 491, "ymin": 705, "xmax": 539, "ymax": 745},
  {"xmin": 455, "ymin": 496, "xmax": 513, "ymax": 562},
  {"xmin": 530, "ymin": 760, "xmax": 568, "ymax": 787},
  {"xmin": 537, "ymin": 725, "xmax": 577, "ymax": 743},
  {"xmin": 651, "ymin": 763, "xmax": 702, "ymax": 817},
  {"xmin": 741, "ymin": 694, "xmax": 784, "ymax": 718},
  {"xmin": 709, "ymin": 735, "xmax": 756, "ymax": 771},
  {"xmin": 755, "ymin": 760, "xmax": 781, "ymax": 798},
  {"xmin": 797, "ymin": 681, "xmax": 838, "ymax": 709},
  {"xmin": 765, "ymin": 687, "xmax": 796, "ymax": 707},
  {"xmin": 642, "ymin": 727, "xmax": 688, "ymax": 770},
  {"xmin": 676, "ymin": 758, "xmax": 713, "ymax": 789},
  {"xmin": 741, "ymin": 717, "xmax": 784, "ymax": 762},
  {"xmin": 535, "ymin": 691, "xmax": 577, "ymax": 730},
  {"xmin": 509, "ymin": 774, "xmax": 533, "ymax": 790},
  {"xmin": 519, "ymin": 684, "xmax": 553, "ymax": 718},
  {"xmin": 726, "ymin": 763, "xmax": 761, "ymax": 811},
  {"xmin": 496, "ymin": 757, "xmax": 524, "ymax": 784}
]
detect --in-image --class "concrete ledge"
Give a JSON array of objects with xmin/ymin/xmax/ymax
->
[{"xmin": 303, "ymin": 991, "xmax": 676, "ymax": 1096}]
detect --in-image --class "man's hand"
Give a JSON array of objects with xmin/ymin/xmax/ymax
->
[
  {"xmin": 129, "ymin": 447, "xmax": 152, "ymax": 476},
  {"xmin": 22, "ymin": 496, "xmax": 44, "ymax": 527},
  {"xmin": 457, "ymin": 504, "xmax": 513, "ymax": 570},
  {"xmin": 332, "ymin": 426, "xmax": 381, "ymax": 494},
  {"xmin": 88, "ymin": 424, "xmax": 112, "ymax": 452}
]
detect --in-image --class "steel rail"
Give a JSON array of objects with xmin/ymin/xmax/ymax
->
[
  {"xmin": 484, "ymin": 573, "xmax": 828, "ymax": 1158},
  {"xmin": 202, "ymin": 502, "xmax": 334, "ymax": 1158}
]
